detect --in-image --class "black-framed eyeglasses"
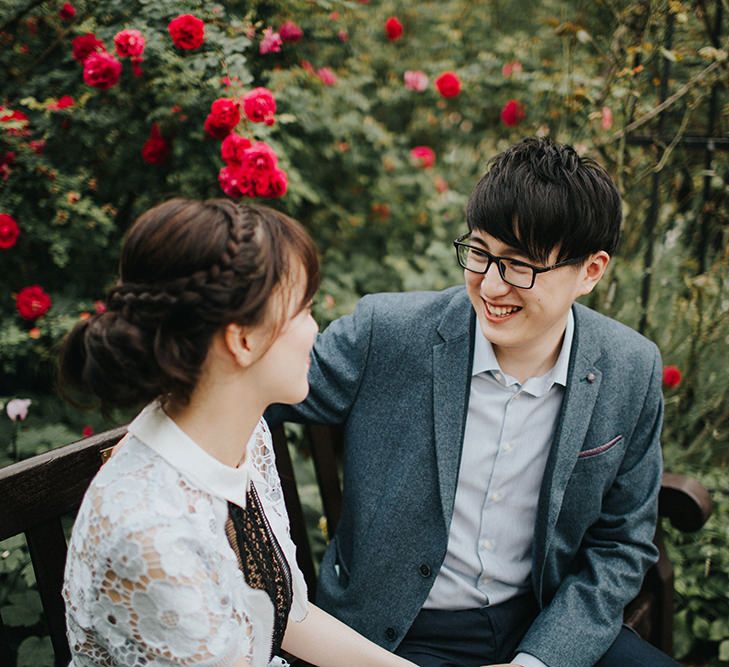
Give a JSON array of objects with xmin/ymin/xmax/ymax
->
[{"xmin": 453, "ymin": 234, "xmax": 585, "ymax": 290}]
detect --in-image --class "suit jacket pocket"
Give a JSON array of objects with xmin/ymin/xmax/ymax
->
[{"xmin": 577, "ymin": 435, "xmax": 623, "ymax": 459}]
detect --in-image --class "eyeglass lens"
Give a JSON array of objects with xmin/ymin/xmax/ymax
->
[{"xmin": 457, "ymin": 245, "xmax": 534, "ymax": 288}]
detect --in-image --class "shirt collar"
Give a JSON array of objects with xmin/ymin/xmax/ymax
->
[
  {"xmin": 127, "ymin": 401, "xmax": 251, "ymax": 509},
  {"xmin": 471, "ymin": 309, "xmax": 574, "ymax": 393}
]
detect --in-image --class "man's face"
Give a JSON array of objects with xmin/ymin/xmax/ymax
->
[{"xmin": 464, "ymin": 230, "xmax": 600, "ymax": 359}]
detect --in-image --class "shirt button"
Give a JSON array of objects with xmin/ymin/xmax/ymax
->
[
  {"xmin": 504, "ymin": 442, "xmax": 513, "ymax": 452},
  {"xmin": 419, "ymin": 563, "xmax": 431, "ymax": 577},
  {"xmin": 494, "ymin": 372, "xmax": 503, "ymax": 382},
  {"xmin": 490, "ymin": 491, "xmax": 502, "ymax": 502},
  {"xmin": 481, "ymin": 539, "xmax": 494, "ymax": 551},
  {"xmin": 385, "ymin": 627, "xmax": 397, "ymax": 641}
]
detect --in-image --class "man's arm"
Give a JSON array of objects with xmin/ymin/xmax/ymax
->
[
  {"xmin": 516, "ymin": 348, "xmax": 664, "ymax": 667},
  {"xmin": 266, "ymin": 295, "xmax": 375, "ymax": 427}
]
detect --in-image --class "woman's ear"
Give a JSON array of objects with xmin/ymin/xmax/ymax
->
[
  {"xmin": 578, "ymin": 251, "xmax": 610, "ymax": 296},
  {"xmin": 223, "ymin": 323, "xmax": 257, "ymax": 368}
]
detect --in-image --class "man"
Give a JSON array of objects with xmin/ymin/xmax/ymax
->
[{"xmin": 269, "ymin": 137, "xmax": 677, "ymax": 666}]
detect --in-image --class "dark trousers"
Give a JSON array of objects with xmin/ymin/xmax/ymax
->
[{"xmin": 394, "ymin": 594, "xmax": 680, "ymax": 667}]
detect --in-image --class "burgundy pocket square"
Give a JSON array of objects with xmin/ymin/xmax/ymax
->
[{"xmin": 577, "ymin": 435, "xmax": 623, "ymax": 459}]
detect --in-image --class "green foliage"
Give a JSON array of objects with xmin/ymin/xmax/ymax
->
[
  {"xmin": 0, "ymin": 0, "xmax": 728, "ymax": 664},
  {"xmin": 667, "ymin": 468, "xmax": 729, "ymax": 665}
]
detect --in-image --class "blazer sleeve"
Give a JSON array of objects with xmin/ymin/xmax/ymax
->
[
  {"xmin": 516, "ymin": 346, "xmax": 664, "ymax": 667},
  {"xmin": 266, "ymin": 295, "xmax": 375, "ymax": 427}
]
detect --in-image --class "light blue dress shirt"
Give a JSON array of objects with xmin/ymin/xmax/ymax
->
[{"xmin": 424, "ymin": 312, "xmax": 575, "ymax": 667}]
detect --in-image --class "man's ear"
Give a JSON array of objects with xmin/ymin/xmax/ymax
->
[
  {"xmin": 223, "ymin": 323, "xmax": 259, "ymax": 368},
  {"xmin": 578, "ymin": 251, "xmax": 610, "ymax": 296}
]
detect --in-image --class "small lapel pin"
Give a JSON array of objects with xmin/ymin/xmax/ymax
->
[{"xmin": 586, "ymin": 372, "xmax": 596, "ymax": 384}]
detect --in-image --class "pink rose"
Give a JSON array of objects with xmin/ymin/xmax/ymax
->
[
  {"xmin": 221, "ymin": 133, "xmax": 252, "ymax": 165},
  {"xmin": 317, "ymin": 67, "xmax": 337, "ymax": 86},
  {"xmin": 114, "ymin": 29, "xmax": 145, "ymax": 59},
  {"xmin": 242, "ymin": 87, "xmax": 276, "ymax": 125},
  {"xmin": 501, "ymin": 60, "xmax": 523, "ymax": 78},
  {"xmin": 6, "ymin": 398, "xmax": 32, "ymax": 422},
  {"xmin": 279, "ymin": 21, "xmax": 303, "ymax": 42},
  {"xmin": 601, "ymin": 106, "xmax": 613, "ymax": 130},
  {"xmin": 168, "ymin": 14, "xmax": 205, "ymax": 50},
  {"xmin": 410, "ymin": 146, "xmax": 436, "ymax": 169},
  {"xmin": 404, "ymin": 70, "xmax": 428, "ymax": 92},
  {"xmin": 385, "ymin": 16, "xmax": 403, "ymax": 41},
  {"xmin": 500, "ymin": 99, "xmax": 526, "ymax": 127},
  {"xmin": 435, "ymin": 71, "xmax": 461, "ymax": 98},
  {"xmin": 83, "ymin": 51, "xmax": 122, "ymax": 90},
  {"xmin": 260, "ymin": 27, "xmax": 282, "ymax": 55}
]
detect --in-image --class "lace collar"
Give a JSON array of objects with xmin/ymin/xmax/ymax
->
[{"xmin": 127, "ymin": 401, "xmax": 252, "ymax": 509}]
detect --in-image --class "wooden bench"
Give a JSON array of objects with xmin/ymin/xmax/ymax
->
[{"xmin": 0, "ymin": 424, "xmax": 713, "ymax": 665}]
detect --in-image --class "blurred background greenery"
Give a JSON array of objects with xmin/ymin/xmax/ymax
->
[{"xmin": 0, "ymin": 0, "xmax": 727, "ymax": 664}]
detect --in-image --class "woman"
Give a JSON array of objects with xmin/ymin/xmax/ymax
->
[{"xmin": 59, "ymin": 198, "xmax": 416, "ymax": 667}]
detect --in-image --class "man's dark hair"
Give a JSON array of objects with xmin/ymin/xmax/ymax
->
[{"xmin": 466, "ymin": 137, "xmax": 621, "ymax": 264}]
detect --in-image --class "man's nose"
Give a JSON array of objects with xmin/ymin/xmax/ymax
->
[{"xmin": 480, "ymin": 261, "xmax": 511, "ymax": 295}]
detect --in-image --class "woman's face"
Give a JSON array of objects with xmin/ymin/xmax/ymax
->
[{"xmin": 251, "ymin": 276, "xmax": 319, "ymax": 406}]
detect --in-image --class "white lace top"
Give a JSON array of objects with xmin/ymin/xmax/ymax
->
[{"xmin": 63, "ymin": 402, "xmax": 309, "ymax": 667}]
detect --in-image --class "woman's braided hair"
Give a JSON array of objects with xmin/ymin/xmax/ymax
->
[{"xmin": 59, "ymin": 198, "xmax": 319, "ymax": 410}]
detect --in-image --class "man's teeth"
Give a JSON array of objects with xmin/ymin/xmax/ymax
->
[{"xmin": 488, "ymin": 304, "xmax": 520, "ymax": 317}]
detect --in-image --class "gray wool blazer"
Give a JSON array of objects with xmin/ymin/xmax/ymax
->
[{"xmin": 268, "ymin": 285, "xmax": 663, "ymax": 667}]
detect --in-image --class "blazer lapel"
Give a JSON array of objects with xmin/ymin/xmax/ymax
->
[
  {"xmin": 432, "ymin": 289, "xmax": 475, "ymax": 524},
  {"xmin": 532, "ymin": 305, "xmax": 603, "ymax": 598}
]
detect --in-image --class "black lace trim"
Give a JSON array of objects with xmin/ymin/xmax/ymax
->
[{"xmin": 226, "ymin": 484, "xmax": 293, "ymax": 662}]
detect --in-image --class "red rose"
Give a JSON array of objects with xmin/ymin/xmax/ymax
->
[
  {"xmin": 114, "ymin": 29, "xmax": 145, "ymax": 59},
  {"xmin": 48, "ymin": 95, "xmax": 74, "ymax": 110},
  {"xmin": 82, "ymin": 425, "xmax": 94, "ymax": 437},
  {"xmin": 219, "ymin": 165, "xmax": 253, "ymax": 198},
  {"xmin": 500, "ymin": 99, "xmax": 526, "ymax": 127},
  {"xmin": 83, "ymin": 51, "xmax": 122, "ymax": 90},
  {"xmin": 16, "ymin": 285, "xmax": 52, "ymax": 320},
  {"xmin": 663, "ymin": 365, "xmax": 682, "ymax": 389},
  {"xmin": 221, "ymin": 133, "xmax": 252, "ymax": 165},
  {"xmin": 435, "ymin": 71, "xmax": 461, "ymax": 98},
  {"xmin": 242, "ymin": 87, "xmax": 276, "ymax": 126},
  {"xmin": 0, "ymin": 108, "xmax": 29, "ymax": 136},
  {"xmin": 141, "ymin": 124, "xmax": 170, "ymax": 165},
  {"xmin": 259, "ymin": 27, "xmax": 282, "ymax": 55},
  {"xmin": 0, "ymin": 213, "xmax": 20, "ymax": 249},
  {"xmin": 241, "ymin": 141, "xmax": 278, "ymax": 174},
  {"xmin": 279, "ymin": 20, "xmax": 303, "ymax": 42},
  {"xmin": 59, "ymin": 2, "xmax": 76, "ymax": 21},
  {"xmin": 385, "ymin": 16, "xmax": 403, "ymax": 40},
  {"xmin": 263, "ymin": 168, "xmax": 287, "ymax": 198},
  {"xmin": 204, "ymin": 98, "xmax": 240, "ymax": 139},
  {"xmin": 410, "ymin": 146, "xmax": 436, "ymax": 169},
  {"xmin": 168, "ymin": 14, "xmax": 205, "ymax": 50},
  {"xmin": 72, "ymin": 33, "xmax": 105, "ymax": 63}
]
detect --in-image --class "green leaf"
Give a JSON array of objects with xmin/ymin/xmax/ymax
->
[
  {"xmin": 720, "ymin": 639, "xmax": 729, "ymax": 662},
  {"xmin": 17, "ymin": 636, "xmax": 53, "ymax": 667},
  {"xmin": 2, "ymin": 591, "xmax": 43, "ymax": 626}
]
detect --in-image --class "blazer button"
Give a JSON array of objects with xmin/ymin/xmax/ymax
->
[
  {"xmin": 385, "ymin": 627, "xmax": 397, "ymax": 641},
  {"xmin": 419, "ymin": 563, "xmax": 431, "ymax": 577}
]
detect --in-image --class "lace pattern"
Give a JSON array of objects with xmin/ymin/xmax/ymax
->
[
  {"xmin": 63, "ymin": 414, "xmax": 308, "ymax": 667},
  {"xmin": 226, "ymin": 485, "xmax": 293, "ymax": 662}
]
